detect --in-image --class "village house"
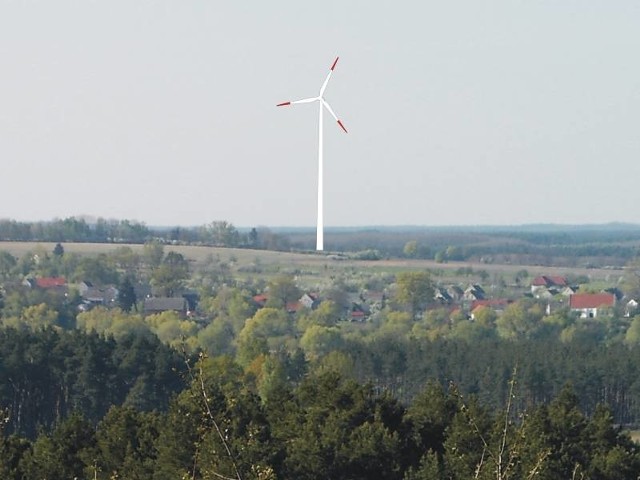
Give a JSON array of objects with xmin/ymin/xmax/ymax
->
[
  {"xmin": 531, "ymin": 275, "xmax": 568, "ymax": 297},
  {"xmin": 561, "ymin": 286, "xmax": 578, "ymax": 297},
  {"xmin": 360, "ymin": 290, "xmax": 386, "ymax": 312},
  {"xmin": 446, "ymin": 285, "xmax": 464, "ymax": 302},
  {"xmin": 569, "ymin": 293, "xmax": 615, "ymax": 318},
  {"xmin": 463, "ymin": 284, "xmax": 486, "ymax": 302},
  {"xmin": 434, "ymin": 287, "xmax": 453, "ymax": 305},
  {"xmin": 76, "ymin": 281, "xmax": 119, "ymax": 307},
  {"xmin": 143, "ymin": 297, "xmax": 189, "ymax": 317},
  {"xmin": 285, "ymin": 301, "xmax": 303, "ymax": 314},
  {"xmin": 469, "ymin": 299, "xmax": 511, "ymax": 319},
  {"xmin": 22, "ymin": 276, "xmax": 68, "ymax": 296},
  {"xmin": 625, "ymin": 299, "xmax": 639, "ymax": 317},
  {"xmin": 23, "ymin": 276, "xmax": 67, "ymax": 289},
  {"xmin": 252, "ymin": 293, "xmax": 268, "ymax": 308},
  {"xmin": 350, "ymin": 303, "xmax": 368, "ymax": 322},
  {"xmin": 299, "ymin": 293, "xmax": 320, "ymax": 310}
]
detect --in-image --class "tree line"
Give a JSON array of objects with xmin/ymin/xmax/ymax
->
[
  {"xmin": 0, "ymin": 218, "xmax": 291, "ymax": 250},
  {"xmin": 4, "ymin": 217, "xmax": 640, "ymax": 263}
]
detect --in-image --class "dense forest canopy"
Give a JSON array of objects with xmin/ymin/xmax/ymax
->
[{"xmin": 1, "ymin": 330, "xmax": 639, "ymax": 480}]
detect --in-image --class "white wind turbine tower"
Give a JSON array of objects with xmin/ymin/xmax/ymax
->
[{"xmin": 277, "ymin": 57, "xmax": 348, "ymax": 251}]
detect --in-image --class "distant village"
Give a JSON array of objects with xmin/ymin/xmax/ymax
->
[{"xmin": 15, "ymin": 270, "xmax": 636, "ymax": 323}]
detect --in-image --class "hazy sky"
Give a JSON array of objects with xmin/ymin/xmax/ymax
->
[{"xmin": 1, "ymin": 1, "xmax": 639, "ymax": 227}]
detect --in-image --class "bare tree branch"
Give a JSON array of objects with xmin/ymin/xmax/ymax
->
[{"xmin": 183, "ymin": 350, "xmax": 243, "ymax": 480}]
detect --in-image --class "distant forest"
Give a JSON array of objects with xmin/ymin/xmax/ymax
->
[{"xmin": 3, "ymin": 217, "xmax": 640, "ymax": 266}]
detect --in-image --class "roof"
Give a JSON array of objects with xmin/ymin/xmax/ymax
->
[
  {"xmin": 465, "ymin": 284, "xmax": 485, "ymax": 294},
  {"xmin": 464, "ymin": 289, "xmax": 485, "ymax": 300},
  {"xmin": 35, "ymin": 277, "xmax": 67, "ymax": 288},
  {"xmin": 435, "ymin": 288, "xmax": 453, "ymax": 302},
  {"xmin": 471, "ymin": 299, "xmax": 511, "ymax": 310},
  {"xmin": 361, "ymin": 290, "xmax": 385, "ymax": 302},
  {"xmin": 532, "ymin": 275, "xmax": 567, "ymax": 287},
  {"xmin": 82, "ymin": 286, "xmax": 118, "ymax": 303},
  {"xmin": 144, "ymin": 297, "xmax": 188, "ymax": 312},
  {"xmin": 569, "ymin": 293, "xmax": 615, "ymax": 310},
  {"xmin": 300, "ymin": 293, "xmax": 320, "ymax": 306},
  {"xmin": 285, "ymin": 301, "xmax": 302, "ymax": 313},
  {"xmin": 252, "ymin": 294, "xmax": 269, "ymax": 308}
]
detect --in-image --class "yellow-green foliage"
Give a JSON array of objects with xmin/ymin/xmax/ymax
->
[
  {"xmin": 624, "ymin": 316, "xmax": 640, "ymax": 346},
  {"xmin": 377, "ymin": 310, "xmax": 413, "ymax": 338},
  {"xmin": 240, "ymin": 308, "xmax": 292, "ymax": 339},
  {"xmin": 411, "ymin": 307, "xmax": 451, "ymax": 341},
  {"xmin": 144, "ymin": 311, "xmax": 199, "ymax": 350},
  {"xmin": 237, "ymin": 308, "xmax": 294, "ymax": 366},
  {"xmin": 196, "ymin": 318, "xmax": 236, "ymax": 356},
  {"xmin": 1, "ymin": 303, "xmax": 59, "ymax": 331},
  {"xmin": 313, "ymin": 350, "xmax": 356, "ymax": 378},
  {"xmin": 300, "ymin": 324, "xmax": 342, "ymax": 360},
  {"xmin": 76, "ymin": 307, "xmax": 150, "ymax": 340},
  {"xmin": 78, "ymin": 308, "xmax": 201, "ymax": 350}
]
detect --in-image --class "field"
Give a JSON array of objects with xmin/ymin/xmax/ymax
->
[{"xmin": 0, "ymin": 241, "xmax": 624, "ymax": 288}]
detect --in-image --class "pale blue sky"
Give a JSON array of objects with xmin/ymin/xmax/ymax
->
[{"xmin": 1, "ymin": 1, "xmax": 639, "ymax": 227}]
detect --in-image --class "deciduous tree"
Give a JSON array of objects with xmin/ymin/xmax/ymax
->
[
  {"xmin": 151, "ymin": 251, "xmax": 189, "ymax": 297},
  {"xmin": 395, "ymin": 272, "xmax": 434, "ymax": 318}
]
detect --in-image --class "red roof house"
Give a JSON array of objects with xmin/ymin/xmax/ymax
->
[
  {"xmin": 285, "ymin": 301, "xmax": 303, "ymax": 314},
  {"xmin": 470, "ymin": 299, "xmax": 511, "ymax": 320},
  {"xmin": 35, "ymin": 277, "xmax": 67, "ymax": 289},
  {"xmin": 569, "ymin": 293, "xmax": 615, "ymax": 318},
  {"xmin": 531, "ymin": 275, "xmax": 569, "ymax": 297},
  {"xmin": 532, "ymin": 275, "xmax": 567, "ymax": 287},
  {"xmin": 252, "ymin": 294, "xmax": 268, "ymax": 308},
  {"xmin": 470, "ymin": 299, "xmax": 511, "ymax": 310}
]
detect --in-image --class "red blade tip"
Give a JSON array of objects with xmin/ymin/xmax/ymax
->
[
  {"xmin": 276, "ymin": 102, "xmax": 291, "ymax": 107},
  {"xmin": 337, "ymin": 120, "xmax": 347, "ymax": 133},
  {"xmin": 331, "ymin": 57, "xmax": 339, "ymax": 71}
]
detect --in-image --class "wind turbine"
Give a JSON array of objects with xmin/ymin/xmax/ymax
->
[{"xmin": 277, "ymin": 57, "xmax": 348, "ymax": 252}]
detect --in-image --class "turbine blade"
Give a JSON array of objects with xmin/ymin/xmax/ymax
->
[
  {"xmin": 276, "ymin": 102, "xmax": 291, "ymax": 107},
  {"xmin": 291, "ymin": 97, "xmax": 318, "ymax": 104},
  {"xmin": 322, "ymin": 100, "xmax": 348, "ymax": 133},
  {"xmin": 319, "ymin": 57, "xmax": 339, "ymax": 96},
  {"xmin": 322, "ymin": 99, "xmax": 338, "ymax": 120},
  {"xmin": 319, "ymin": 71, "xmax": 333, "ymax": 96}
]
